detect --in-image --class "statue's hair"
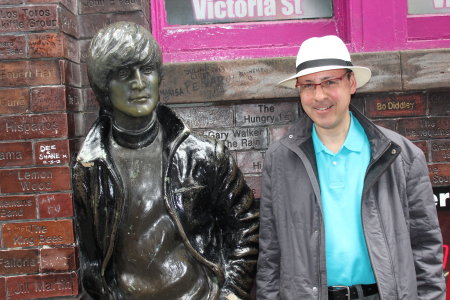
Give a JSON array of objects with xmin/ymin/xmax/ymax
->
[{"xmin": 87, "ymin": 21, "xmax": 162, "ymax": 110}]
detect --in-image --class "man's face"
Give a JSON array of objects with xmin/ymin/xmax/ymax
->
[
  {"xmin": 108, "ymin": 61, "xmax": 159, "ymax": 118},
  {"xmin": 297, "ymin": 69, "xmax": 356, "ymax": 133}
]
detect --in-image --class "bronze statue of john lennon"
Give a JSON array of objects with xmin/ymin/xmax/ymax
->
[{"xmin": 72, "ymin": 22, "xmax": 258, "ymax": 300}]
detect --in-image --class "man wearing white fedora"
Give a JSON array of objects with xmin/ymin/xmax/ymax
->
[{"xmin": 256, "ymin": 35, "xmax": 445, "ymax": 299}]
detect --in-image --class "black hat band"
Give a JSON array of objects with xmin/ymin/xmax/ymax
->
[{"xmin": 296, "ymin": 59, "xmax": 353, "ymax": 73}]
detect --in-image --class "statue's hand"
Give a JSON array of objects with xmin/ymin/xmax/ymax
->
[{"xmin": 220, "ymin": 292, "xmax": 241, "ymax": 300}]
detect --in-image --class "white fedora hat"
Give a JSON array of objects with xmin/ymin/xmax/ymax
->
[{"xmin": 279, "ymin": 35, "xmax": 371, "ymax": 89}]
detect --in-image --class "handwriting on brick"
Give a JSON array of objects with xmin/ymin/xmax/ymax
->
[
  {"xmin": 38, "ymin": 193, "xmax": 73, "ymax": 218},
  {"xmin": 429, "ymin": 164, "xmax": 450, "ymax": 187},
  {"xmin": 0, "ymin": 88, "xmax": 29, "ymax": 114},
  {"xmin": 0, "ymin": 36, "xmax": 25, "ymax": 59},
  {"xmin": 0, "ymin": 142, "xmax": 33, "ymax": 167},
  {"xmin": 2, "ymin": 220, "xmax": 74, "ymax": 248},
  {"xmin": 202, "ymin": 127, "xmax": 268, "ymax": 150},
  {"xmin": 0, "ymin": 61, "xmax": 60, "ymax": 87},
  {"xmin": 236, "ymin": 151, "xmax": 265, "ymax": 174},
  {"xmin": 0, "ymin": 7, "xmax": 58, "ymax": 32},
  {"xmin": 6, "ymin": 273, "xmax": 78, "ymax": 300},
  {"xmin": 0, "ymin": 250, "xmax": 39, "ymax": 275},
  {"xmin": 0, "ymin": 196, "xmax": 36, "ymax": 221},
  {"xmin": 366, "ymin": 93, "xmax": 426, "ymax": 118},
  {"xmin": 0, "ymin": 166, "xmax": 71, "ymax": 194},
  {"xmin": 173, "ymin": 106, "xmax": 233, "ymax": 129},
  {"xmin": 80, "ymin": 0, "xmax": 140, "ymax": 14},
  {"xmin": 431, "ymin": 140, "xmax": 450, "ymax": 162},
  {"xmin": 34, "ymin": 140, "xmax": 69, "ymax": 165},
  {"xmin": 236, "ymin": 102, "xmax": 297, "ymax": 127},
  {"xmin": 0, "ymin": 114, "xmax": 67, "ymax": 140},
  {"xmin": 398, "ymin": 117, "xmax": 450, "ymax": 140}
]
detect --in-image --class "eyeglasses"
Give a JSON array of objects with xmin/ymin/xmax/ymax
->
[{"xmin": 295, "ymin": 71, "xmax": 351, "ymax": 94}]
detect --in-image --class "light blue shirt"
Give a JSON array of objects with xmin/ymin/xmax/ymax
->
[{"xmin": 312, "ymin": 112, "xmax": 376, "ymax": 286}]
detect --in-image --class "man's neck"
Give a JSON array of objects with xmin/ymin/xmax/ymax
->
[{"xmin": 315, "ymin": 115, "xmax": 351, "ymax": 154}]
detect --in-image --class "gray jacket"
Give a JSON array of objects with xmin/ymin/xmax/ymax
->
[{"xmin": 256, "ymin": 106, "xmax": 445, "ymax": 300}]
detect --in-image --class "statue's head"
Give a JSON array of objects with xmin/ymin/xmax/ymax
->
[{"xmin": 87, "ymin": 22, "xmax": 162, "ymax": 117}]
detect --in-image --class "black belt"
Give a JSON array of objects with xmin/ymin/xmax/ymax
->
[{"xmin": 328, "ymin": 283, "xmax": 378, "ymax": 300}]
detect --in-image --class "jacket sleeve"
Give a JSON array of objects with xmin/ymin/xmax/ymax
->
[
  {"xmin": 256, "ymin": 148, "xmax": 280, "ymax": 299},
  {"xmin": 213, "ymin": 142, "xmax": 259, "ymax": 300},
  {"xmin": 72, "ymin": 161, "xmax": 108, "ymax": 299},
  {"xmin": 407, "ymin": 151, "xmax": 446, "ymax": 300}
]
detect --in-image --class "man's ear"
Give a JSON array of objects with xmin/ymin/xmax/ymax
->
[{"xmin": 349, "ymin": 72, "xmax": 357, "ymax": 95}]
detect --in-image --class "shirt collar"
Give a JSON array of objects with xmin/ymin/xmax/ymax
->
[{"xmin": 312, "ymin": 112, "xmax": 366, "ymax": 154}]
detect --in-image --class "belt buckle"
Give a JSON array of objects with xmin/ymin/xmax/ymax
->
[{"xmin": 333, "ymin": 285, "xmax": 351, "ymax": 300}]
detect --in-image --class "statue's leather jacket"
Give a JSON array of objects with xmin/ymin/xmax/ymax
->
[{"xmin": 73, "ymin": 105, "xmax": 259, "ymax": 300}]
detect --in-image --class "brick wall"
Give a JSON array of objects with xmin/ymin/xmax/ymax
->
[
  {"xmin": 0, "ymin": 0, "xmax": 149, "ymax": 299},
  {"xmin": 0, "ymin": 1, "xmax": 449, "ymax": 299}
]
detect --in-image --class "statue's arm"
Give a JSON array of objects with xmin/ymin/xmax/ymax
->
[
  {"xmin": 214, "ymin": 143, "xmax": 259, "ymax": 300},
  {"xmin": 73, "ymin": 162, "xmax": 108, "ymax": 298}
]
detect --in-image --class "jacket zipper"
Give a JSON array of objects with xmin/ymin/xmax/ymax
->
[{"xmin": 361, "ymin": 142, "xmax": 400, "ymax": 300}]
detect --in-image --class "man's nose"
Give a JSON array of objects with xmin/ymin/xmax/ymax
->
[
  {"xmin": 313, "ymin": 84, "xmax": 327, "ymax": 100},
  {"xmin": 130, "ymin": 69, "xmax": 145, "ymax": 89}
]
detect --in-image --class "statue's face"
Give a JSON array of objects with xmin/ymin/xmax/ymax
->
[{"xmin": 108, "ymin": 62, "xmax": 159, "ymax": 117}]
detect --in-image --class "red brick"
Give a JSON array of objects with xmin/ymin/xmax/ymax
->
[
  {"xmin": 79, "ymin": 39, "xmax": 90, "ymax": 63},
  {"xmin": 429, "ymin": 92, "xmax": 450, "ymax": 117},
  {"xmin": 38, "ymin": 193, "xmax": 73, "ymax": 218},
  {"xmin": 67, "ymin": 112, "xmax": 97, "ymax": 138},
  {"xmin": 397, "ymin": 117, "xmax": 450, "ymax": 141},
  {"xmin": 0, "ymin": 88, "xmax": 29, "ymax": 114},
  {"xmin": 429, "ymin": 164, "xmax": 450, "ymax": 187},
  {"xmin": 236, "ymin": 151, "xmax": 265, "ymax": 174},
  {"xmin": 1, "ymin": 0, "xmax": 24, "ymax": 4},
  {"xmin": 0, "ymin": 6, "xmax": 59, "ymax": 33},
  {"xmin": 2, "ymin": 220, "xmax": 75, "ymax": 248},
  {"xmin": 6, "ymin": 272, "xmax": 78, "ymax": 299},
  {"xmin": 431, "ymin": 140, "xmax": 450, "ymax": 162},
  {"xmin": 0, "ymin": 196, "xmax": 37, "ymax": 221},
  {"xmin": 0, "ymin": 277, "xmax": 5, "ymax": 300},
  {"xmin": 0, "ymin": 60, "xmax": 60, "ymax": 87},
  {"xmin": 81, "ymin": 62, "xmax": 90, "ymax": 87},
  {"xmin": 60, "ymin": 60, "xmax": 81, "ymax": 87},
  {"xmin": 28, "ymin": 0, "xmax": 77, "ymax": 14},
  {"xmin": 236, "ymin": 102, "xmax": 298, "ymax": 127},
  {"xmin": 30, "ymin": 86, "xmax": 66, "ymax": 112},
  {"xmin": 0, "ymin": 249, "xmax": 39, "ymax": 275},
  {"xmin": 78, "ymin": 13, "xmax": 110, "ymax": 39},
  {"xmin": 0, "ymin": 142, "xmax": 33, "ymax": 167},
  {"xmin": 34, "ymin": 140, "xmax": 70, "ymax": 166},
  {"xmin": 244, "ymin": 175, "xmax": 261, "ymax": 199},
  {"xmin": 28, "ymin": 33, "xmax": 64, "ymax": 58},
  {"xmin": 29, "ymin": 32, "xmax": 79, "ymax": 63},
  {"xmin": 41, "ymin": 247, "xmax": 76, "ymax": 272},
  {"xmin": 110, "ymin": 11, "xmax": 148, "ymax": 28},
  {"xmin": 414, "ymin": 141, "xmax": 428, "ymax": 161},
  {"xmin": 0, "ymin": 113, "xmax": 68, "ymax": 140},
  {"xmin": 202, "ymin": 128, "xmax": 268, "ymax": 151},
  {"xmin": 58, "ymin": 5, "xmax": 78, "ymax": 38},
  {"xmin": 373, "ymin": 119, "xmax": 397, "ymax": 131},
  {"xmin": 67, "ymin": 87, "xmax": 98, "ymax": 112},
  {"xmin": 0, "ymin": 166, "xmax": 71, "ymax": 194},
  {"xmin": 366, "ymin": 93, "xmax": 426, "ymax": 118},
  {"xmin": 0, "ymin": 35, "xmax": 26, "ymax": 59},
  {"xmin": 79, "ymin": 0, "xmax": 144, "ymax": 14}
]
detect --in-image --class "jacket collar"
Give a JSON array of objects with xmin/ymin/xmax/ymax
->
[
  {"xmin": 76, "ymin": 104, "xmax": 190, "ymax": 167},
  {"xmin": 284, "ymin": 104, "xmax": 393, "ymax": 160}
]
